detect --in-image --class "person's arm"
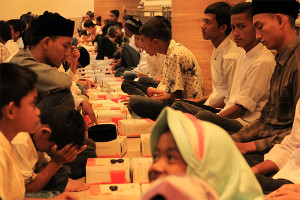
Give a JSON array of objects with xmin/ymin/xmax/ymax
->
[
  {"xmin": 252, "ymin": 160, "xmax": 279, "ymax": 175},
  {"xmin": 209, "ymin": 100, "xmax": 225, "ymax": 109},
  {"xmin": 26, "ymin": 144, "xmax": 85, "ymax": 193},
  {"xmin": 151, "ymin": 90, "xmax": 183, "ymax": 101},
  {"xmin": 218, "ymin": 104, "xmax": 247, "ymax": 118},
  {"xmin": 80, "ymin": 100, "xmax": 97, "ymax": 125}
]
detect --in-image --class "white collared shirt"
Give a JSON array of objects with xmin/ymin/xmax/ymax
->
[
  {"xmin": 265, "ymin": 99, "xmax": 300, "ymax": 183},
  {"xmin": 222, "ymin": 43, "xmax": 275, "ymax": 125},
  {"xmin": 205, "ymin": 37, "xmax": 241, "ymax": 106}
]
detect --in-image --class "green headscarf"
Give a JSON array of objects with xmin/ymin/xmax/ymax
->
[{"xmin": 151, "ymin": 107, "xmax": 263, "ymax": 200}]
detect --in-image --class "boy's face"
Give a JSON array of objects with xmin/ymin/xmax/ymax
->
[
  {"xmin": 253, "ymin": 13, "xmax": 282, "ymax": 51},
  {"xmin": 33, "ymin": 124, "xmax": 55, "ymax": 152},
  {"xmin": 201, "ymin": 13, "xmax": 223, "ymax": 41},
  {"xmin": 44, "ymin": 36, "xmax": 72, "ymax": 68},
  {"xmin": 141, "ymin": 35, "xmax": 157, "ymax": 56},
  {"xmin": 148, "ymin": 131, "xmax": 187, "ymax": 182},
  {"xmin": 109, "ymin": 13, "xmax": 118, "ymax": 23},
  {"xmin": 14, "ymin": 88, "xmax": 40, "ymax": 134},
  {"xmin": 231, "ymin": 12, "xmax": 258, "ymax": 52},
  {"xmin": 134, "ymin": 35, "xmax": 143, "ymax": 49}
]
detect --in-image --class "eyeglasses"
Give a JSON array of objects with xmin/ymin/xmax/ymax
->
[{"xmin": 110, "ymin": 159, "xmax": 124, "ymax": 164}]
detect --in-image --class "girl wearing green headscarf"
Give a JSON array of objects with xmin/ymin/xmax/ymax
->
[{"xmin": 146, "ymin": 107, "xmax": 263, "ymax": 200}]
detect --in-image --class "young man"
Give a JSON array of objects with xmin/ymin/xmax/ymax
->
[
  {"xmin": 12, "ymin": 106, "xmax": 89, "ymax": 197},
  {"xmin": 128, "ymin": 18, "xmax": 204, "ymax": 121},
  {"xmin": 7, "ymin": 19, "xmax": 26, "ymax": 49},
  {"xmin": 172, "ymin": 2, "xmax": 275, "ymax": 133},
  {"xmin": 232, "ymin": 0, "xmax": 300, "ymax": 157},
  {"xmin": 240, "ymin": 0, "xmax": 300, "ymax": 194},
  {"xmin": 172, "ymin": 2, "xmax": 241, "ymax": 116},
  {"xmin": 10, "ymin": 11, "xmax": 96, "ymax": 124},
  {"xmin": 109, "ymin": 9, "xmax": 119, "ymax": 25},
  {"xmin": 0, "ymin": 63, "xmax": 77, "ymax": 200},
  {"xmin": 201, "ymin": 2, "xmax": 241, "ymax": 107}
]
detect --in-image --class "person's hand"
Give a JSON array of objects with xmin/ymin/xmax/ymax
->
[
  {"xmin": 51, "ymin": 144, "xmax": 86, "ymax": 165},
  {"xmin": 266, "ymin": 187, "xmax": 300, "ymax": 200},
  {"xmin": 147, "ymin": 87, "xmax": 164, "ymax": 97},
  {"xmin": 234, "ymin": 141, "xmax": 256, "ymax": 154},
  {"xmin": 78, "ymin": 80, "xmax": 96, "ymax": 89},
  {"xmin": 52, "ymin": 192, "xmax": 78, "ymax": 200},
  {"xmin": 70, "ymin": 46, "xmax": 80, "ymax": 62},
  {"xmin": 268, "ymin": 184, "xmax": 300, "ymax": 197},
  {"xmin": 81, "ymin": 100, "xmax": 98, "ymax": 125},
  {"xmin": 137, "ymin": 73, "xmax": 148, "ymax": 77}
]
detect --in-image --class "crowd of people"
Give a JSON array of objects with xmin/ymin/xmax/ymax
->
[{"xmin": 0, "ymin": 0, "xmax": 300, "ymax": 199}]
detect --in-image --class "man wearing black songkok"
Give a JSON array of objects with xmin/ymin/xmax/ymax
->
[{"xmin": 230, "ymin": 0, "xmax": 300, "ymax": 193}]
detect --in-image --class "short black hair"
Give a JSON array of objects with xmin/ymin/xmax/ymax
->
[
  {"xmin": 231, "ymin": 2, "xmax": 253, "ymax": 21},
  {"xmin": 139, "ymin": 18, "xmax": 172, "ymax": 42},
  {"xmin": 78, "ymin": 46, "xmax": 90, "ymax": 68},
  {"xmin": 0, "ymin": 21, "xmax": 12, "ymax": 42},
  {"xmin": 40, "ymin": 106, "xmax": 85, "ymax": 150},
  {"xmin": 205, "ymin": 2, "xmax": 232, "ymax": 36},
  {"xmin": 84, "ymin": 19, "xmax": 95, "ymax": 28},
  {"xmin": 115, "ymin": 22, "xmax": 123, "ymax": 29},
  {"xmin": 7, "ymin": 19, "xmax": 26, "ymax": 36},
  {"xmin": 86, "ymin": 11, "xmax": 94, "ymax": 19},
  {"xmin": 96, "ymin": 16, "xmax": 102, "ymax": 23},
  {"xmin": 0, "ymin": 63, "xmax": 37, "ymax": 119},
  {"xmin": 154, "ymin": 16, "xmax": 172, "ymax": 30},
  {"xmin": 110, "ymin": 10, "xmax": 120, "ymax": 18}
]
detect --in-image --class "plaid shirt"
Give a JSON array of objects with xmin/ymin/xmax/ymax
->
[{"xmin": 232, "ymin": 38, "xmax": 300, "ymax": 152}]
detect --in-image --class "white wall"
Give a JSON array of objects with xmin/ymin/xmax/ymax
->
[{"xmin": 0, "ymin": 0, "xmax": 94, "ymax": 20}]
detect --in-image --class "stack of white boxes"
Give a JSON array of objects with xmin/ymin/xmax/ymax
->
[{"xmin": 78, "ymin": 57, "xmax": 158, "ymax": 199}]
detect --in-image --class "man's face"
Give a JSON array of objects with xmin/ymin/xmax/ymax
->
[
  {"xmin": 231, "ymin": 12, "xmax": 257, "ymax": 51},
  {"xmin": 253, "ymin": 13, "xmax": 282, "ymax": 50},
  {"xmin": 201, "ymin": 13, "xmax": 223, "ymax": 41},
  {"xmin": 14, "ymin": 88, "xmax": 40, "ymax": 134},
  {"xmin": 134, "ymin": 35, "xmax": 143, "ymax": 49},
  {"xmin": 141, "ymin": 35, "xmax": 157, "ymax": 56},
  {"xmin": 115, "ymin": 26, "xmax": 122, "ymax": 38},
  {"xmin": 109, "ymin": 13, "xmax": 118, "ymax": 23},
  {"xmin": 86, "ymin": 14, "xmax": 91, "ymax": 20},
  {"xmin": 33, "ymin": 124, "xmax": 56, "ymax": 152},
  {"xmin": 148, "ymin": 131, "xmax": 187, "ymax": 182},
  {"xmin": 45, "ymin": 36, "xmax": 72, "ymax": 67}
]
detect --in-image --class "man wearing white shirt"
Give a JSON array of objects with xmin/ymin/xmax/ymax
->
[{"xmin": 172, "ymin": 2, "xmax": 275, "ymax": 133}]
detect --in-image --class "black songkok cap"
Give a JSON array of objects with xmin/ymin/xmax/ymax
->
[
  {"xmin": 31, "ymin": 11, "xmax": 74, "ymax": 39},
  {"xmin": 252, "ymin": 0, "xmax": 300, "ymax": 19},
  {"xmin": 88, "ymin": 124, "xmax": 117, "ymax": 142}
]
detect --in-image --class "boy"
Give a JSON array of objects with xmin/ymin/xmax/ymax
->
[
  {"xmin": 173, "ymin": 2, "xmax": 275, "ymax": 133},
  {"xmin": 12, "ymin": 106, "xmax": 89, "ymax": 198},
  {"xmin": 129, "ymin": 18, "xmax": 204, "ymax": 121},
  {"xmin": 0, "ymin": 63, "xmax": 76, "ymax": 200},
  {"xmin": 233, "ymin": 0, "xmax": 300, "ymax": 156}
]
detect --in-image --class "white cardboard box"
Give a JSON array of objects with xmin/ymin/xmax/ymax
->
[
  {"xmin": 96, "ymin": 110, "xmax": 127, "ymax": 125},
  {"xmin": 118, "ymin": 119, "xmax": 154, "ymax": 137},
  {"xmin": 90, "ymin": 100, "xmax": 117, "ymax": 110},
  {"xmin": 96, "ymin": 136, "xmax": 128, "ymax": 158},
  {"xmin": 140, "ymin": 134, "xmax": 152, "ymax": 157},
  {"xmin": 141, "ymin": 183, "xmax": 151, "ymax": 195},
  {"xmin": 88, "ymin": 92, "xmax": 109, "ymax": 100},
  {"xmin": 131, "ymin": 158, "xmax": 153, "ymax": 183},
  {"xmin": 86, "ymin": 158, "xmax": 131, "ymax": 184},
  {"xmin": 89, "ymin": 183, "xmax": 141, "ymax": 200}
]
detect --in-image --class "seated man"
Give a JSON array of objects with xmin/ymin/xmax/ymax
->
[
  {"xmin": 12, "ymin": 106, "xmax": 89, "ymax": 198},
  {"xmin": 232, "ymin": 0, "xmax": 300, "ymax": 156},
  {"xmin": 129, "ymin": 18, "xmax": 204, "ymax": 121},
  {"xmin": 172, "ymin": 2, "xmax": 275, "ymax": 133},
  {"xmin": 10, "ymin": 11, "xmax": 75, "ymax": 110},
  {"xmin": 0, "ymin": 63, "xmax": 77, "ymax": 200},
  {"xmin": 147, "ymin": 107, "xmax": 263, "ymax": 199}
]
